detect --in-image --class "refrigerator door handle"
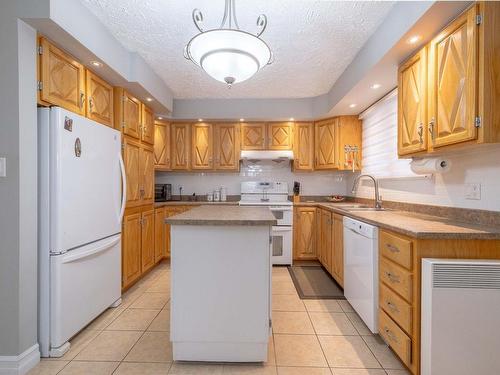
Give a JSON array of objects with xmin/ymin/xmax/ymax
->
[
  {"xmin": 61, "ymin": 236, "xmax": 120, "ymax": 264},
  {"xmin": 119, "ymin": 152, "xmax": 127, "ymax": 223}
]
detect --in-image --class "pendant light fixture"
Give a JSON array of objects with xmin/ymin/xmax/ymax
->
[{"xmin": 184, "ymin": 0, "xmax": 273, "ymax": 87}]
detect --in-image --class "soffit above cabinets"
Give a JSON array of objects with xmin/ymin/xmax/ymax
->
[{"xmin": 80, "ymin": 0, "xmax": 394, "ymax": 99}]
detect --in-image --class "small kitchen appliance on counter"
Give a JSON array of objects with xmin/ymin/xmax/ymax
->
[{"xmin": 155, "ymin": 183, "xmax": 172, "ymax": 201}]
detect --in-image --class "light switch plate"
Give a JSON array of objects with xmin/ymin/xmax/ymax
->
[
  {"xmin": 465, "ymin": 183, "xmax": 481, "ymax": 200},
  {"xmin": 0, "ymin": 157, "xmax": 5, "ymax": 177}
]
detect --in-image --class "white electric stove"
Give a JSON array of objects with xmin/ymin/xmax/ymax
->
[{"xmin": 239, "ymin": 181, "xmax": 293, "ymax": 265}]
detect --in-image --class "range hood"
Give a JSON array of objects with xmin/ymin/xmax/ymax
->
[{"xmin": 240, "ymin": 150, "xmax": 294, "ymax": 161}]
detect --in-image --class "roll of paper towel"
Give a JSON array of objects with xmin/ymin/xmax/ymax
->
[{"xmin": 410, "ymin": 158, "xmax": 451, "ymax": 174}]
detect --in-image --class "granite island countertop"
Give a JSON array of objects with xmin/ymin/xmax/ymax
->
[
  {"xmin": 165, "ymin": 205, "xmax": 277, "ymax": 226},
  {"xmin": 296, "ymin": 201, "xmax": 500, "ymax": 240}
]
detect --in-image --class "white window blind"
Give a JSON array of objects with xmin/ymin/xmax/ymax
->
[{"xmin": 359, "ymin": 89, "xmax": 417, "ymax": 179}]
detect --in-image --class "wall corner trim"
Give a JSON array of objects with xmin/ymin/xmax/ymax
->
[{"xmin": 0, "ymin": 344, "xmax": 40, "ymax": 375}]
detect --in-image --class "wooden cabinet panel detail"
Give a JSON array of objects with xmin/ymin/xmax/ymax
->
[
  {"xmin": 171, "ymin": 123, "xmax": 190, "ymax": 170},
  {"xmin": 241, "ymin": 123, "xmax": 266, "ymax": 150},
  {"xmin": 398, "ymin": 49, "xmax": 428, "ymax": 155},
  {"xmin": 141, "ymin": 104, "xmax": 155, "ymax": 145},
  {"xmin": 191, "ymin": 123, "xmax": 214, "ymax": 170},
  {"xmin": 154, "ymin": 207, "xmax": 166, "ymax": 263},
  {"xmin": 294, "ymin": 122, "xmax": 314, "ymax": 171},
  {"xmin": 320, "ymin": 209, "xmax": 332, "ymax": 272},
  {"xmin": 39, "ymin": 37, "xmax": 86, "ymax": 115},
  {"xmin": 115, "ymin": 89, "xmax": 141, "ymax": 139},
  {"xmin": 140, "ymin": 147, "xmax": 154, "ymax": 205},
  {"xmin": 122, "ymin": 212, "xmax": 142, "ymax": 288},
  {"xmin": 141, "ymin": 209, "xmax": 155, "ymax": 273},
  {"xmin": 215, "ymin": 124, "xmax": 240, "ymax": 171},
  {"xmin": 315, "ymin": 120, "xmax": 336, "ymax": 169},
  {"xmin": 293, "ymin": 207, "xmax": 316, "ymax": 260},
  {"xmin": 428, "ymin": 7, "xmax": 478, "ymax": 148},
  {"xmin": 331, "ymin": 214, "xmax": 344, "ymax": 287},
  {"xmin": 154, "ymin": 121, "xmax": 170, "ymax": 170},
  {"xmin": 268, "ymin": 122, "xmax": 293, "ymax": 150},
  {"xmin": 85, "ymin": 70, "xmax": 114, "ymax": 127},
  {"xmin": 123, "ymin": 137, "xmax": 142, "ymax": 208}
]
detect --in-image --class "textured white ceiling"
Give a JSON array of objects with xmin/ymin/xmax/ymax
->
[{"xmin": 80, "ymin": 0, "xmax": 394, "ymax": 99}]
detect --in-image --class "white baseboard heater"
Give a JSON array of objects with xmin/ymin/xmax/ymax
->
[{"xmin": 421, "ymin": 259, "xmax": 500, "ymax": 375}]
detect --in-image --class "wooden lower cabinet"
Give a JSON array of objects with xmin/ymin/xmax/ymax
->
[
  {"xmin": 293, "ymin": 207, "xmax": 316, "ymax": 260},
  {"xmin": 163, "ymin": 205, "xmax": 198, "ymax": 256},
  {"xmin": 122, "ymin": 211, "xmax": 142, "ymax": 288},
  {"xmin": 378, "ymin": 229, "xmax": 500, "ymax": 374},
  {"xmin": 294, "ymin": 206, "xmax": 344, "ymax": 286},
  {"xmin": 154, "ymin": 207, "xmax": 166, "ymax": 263},
  {"xmin": 122, "ymin": 205, "xmax": 165, "ymax": 290}
]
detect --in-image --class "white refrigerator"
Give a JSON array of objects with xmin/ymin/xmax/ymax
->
[{"xmin": 38, "ymin": 107, "xmax": 126, "ymax": 357}]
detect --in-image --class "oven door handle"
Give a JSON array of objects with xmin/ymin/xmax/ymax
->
[
  {"xmin": 269, "ymin": 207, "xmax": 293, "ymax": 211},
  {"xmin": 272, "ymin": 226, "xmax": 293, "ymax": 232}
]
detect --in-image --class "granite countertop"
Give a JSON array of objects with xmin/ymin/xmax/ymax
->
[
  {"xmin": 155, "ymin": 200, "xmax": 238, "ymax": 207},
  {"xmin": 165, "ymin": 205, "xmax": 277, "ymax": 226},
  {"xmin": 295, "ymin": 201, "xmax": 500, "ymax": 240}
]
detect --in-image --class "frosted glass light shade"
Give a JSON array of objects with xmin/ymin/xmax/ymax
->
[{"xmin": 186, "ymin": 29, "xmax": 272, "ymax": 85}]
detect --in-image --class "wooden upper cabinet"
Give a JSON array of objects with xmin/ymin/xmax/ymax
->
[
  {"xmin": 171, "ymin": 123, "xmax": 191, "ymax": 170},
  {"xmin": 38, "ymin": 37, "xmax": 86, "ymax": 115},
  {"xmin": 122, "ymin": 212, "xmax": 142, "ymax": 288},
  {"xmin": 141, "ymin": 209, "xmax": 155, "ymax": 273},
  {"xmin": 293, "ymin": 122, "xmax": 315, "ymax": 171},
  {"xmin": 141, "ymin": 104, "xmax": 155, "ymax": 145},
  {"xmin": 241, "ymin": 123, "xmax": 266, "ymax": 150},
  {"xmin": 398, "ymin": 48, "xmax": 428, "ymax": 156},
  {"xmin": 85, "ymin": 69, "xmax": 114, "ymax": 127},
  {"xmin": 140, "ymin": 146, "xmax": 154, "ymax": 205},
  {"xmin": 335, "ymin": 116, "xmax": 362, "ymax": 171},
  {"xmin": 215, "ymin": 123, "xmax": 240, "ymax": 171},
  {"xmin": 428, "ymin": 6, "xmax": 478, "ymax": 148},
  {"xmin": 191, "ymin": 123, "xmax": 214, "ymax": 170},
  {"xmin": 293, "ymin": 207, "xmax": 316, "ymax": 260},
  {"xmin": 315, "ymin": 119, "xmax": 336, "ymax": 169},
  {"xmin": 123, "ymin": 137, "xmax": 142, "ymax": 208},
  {"xmin": 268, "ymin": 122, "xmax": 293, "ymax": 150},
  {"xmin": 154, "ymin": 120, "xmax": 171, "ymax": 170},
  {"xmin": 114, "ymin": 88, "xmax": 141, "ymax": 139}
]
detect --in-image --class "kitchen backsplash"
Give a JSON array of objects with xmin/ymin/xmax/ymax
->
[{"xmin": 156, "ymin": 161, "xmax": 350, "ymax": 197}]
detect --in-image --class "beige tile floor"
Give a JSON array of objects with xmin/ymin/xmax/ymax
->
[{"xmin": 29, "ymin": 261, "xmax": 409, "ymax": 375}]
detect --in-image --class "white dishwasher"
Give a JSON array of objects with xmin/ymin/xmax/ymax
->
[{"xmin": 343, "ymin": 216, "xmax": 379, "ymax": 333}]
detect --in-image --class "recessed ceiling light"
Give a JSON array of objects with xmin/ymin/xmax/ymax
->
[
  {"xmin": 349, "ymin": 104, "xmax": 357, "ymax": 108},
  {"xmin": 407, "ymin": 35, "xmax": 421, "ymax": 45},
  {"xmin": 370, "ymin": 83, "xmax": 381, "ymax": 90},
  {"xmin": 239, "ymin": 118, "xmax": 245, "ymax": 122},
  {"xmin": 146, "ymin": 97, "xmax": 153, "ymax": 102},
  {"xmin": 90, "ymin": 61, "xmax": 102, "ymax": 67},
  {"xmin": 289, "ymin": 117, "xmax": 295, "ymax": 121},
  {"xmin": 198, "ymin": 118, "xmax": 203, "ymax": 122},
  {"xmin": 158, "ymin": 116, "xmax": 163, "ymax": 120}
]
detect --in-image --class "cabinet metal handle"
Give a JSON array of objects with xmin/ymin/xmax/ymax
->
[
  {"xmin": 417, "ymin": 123, "xmax": 423, "ymax": 144},
  {"xmin": 386, "ymin": 243, "xmax": 400, "ymax": 253},
  {"xmin": 386, "ymin": 301, "xmax": 400, "ymax": 313},
  {"xmin": 384, "ymin": 326, "xmax": 399, "ymax": 343},
  {"xmin": 89, "ymin": 97, "xmax": 94, "ymax": 112},
  {"xmin": 428, "ymin": 118, "xmax": 435, "ymax": 140},
  {"xmin": 79, "ymin": 92, "xmax": 85, "ymax": 109},
  {"xmin": 385, "ymin": 271, "xmax": 400, "ymax": 283}
]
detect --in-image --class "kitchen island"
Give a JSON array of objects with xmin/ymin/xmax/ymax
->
[{"xmin": 166, "ymin": 206, "xmax": 277, "ymax": 362}]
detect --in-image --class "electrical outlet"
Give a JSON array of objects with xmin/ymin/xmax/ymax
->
[
  {"xmin": 465, "ymin": 183, "xmax": 481, "ymax": 200},
  {"xmin": 0, "ymin": 157, "xmax": 5, "ymax": 177}
]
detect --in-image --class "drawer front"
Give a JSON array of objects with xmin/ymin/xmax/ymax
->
[
  {"xmin": 380, "ymin": 230, "xmax": 413, "ymax": 270},
  {"xmin": 380, "ymin": 258, "xmax": 413, "ymax": 302},
  {"xmin": 380, "ymin": 283, "xmax": 412, "ymax": 335},
  {"xmin": 379, "ymin": 309, "xmax": 412, "ymax": 367}
]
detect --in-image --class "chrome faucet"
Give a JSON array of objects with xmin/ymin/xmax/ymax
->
[{"xmin": 351, "ymin": 174, "xmax": 382, "ymax": 209}]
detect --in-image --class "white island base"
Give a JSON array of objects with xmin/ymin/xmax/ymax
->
[{"xmin": 170, "ymin": 224, "xmax": 272, "ymax": 362}]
